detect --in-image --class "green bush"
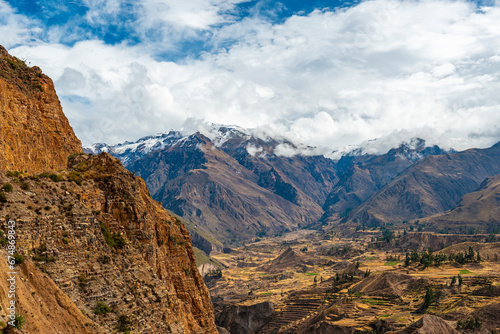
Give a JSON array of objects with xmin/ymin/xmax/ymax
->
[
  {"xmin": 100, "ymin": 223, "xmax": 126, "ymax": 249},
  {"xmin": 13, "ymin": 253, "xmax": 25, "ymax": 264},
  {"xmin": 116, "ymin": 314, "xmax": 132, "ymax": 332},
  {"xmin": 68, "ymin": 171, "xmax": 82, "ymax": 185},
  {"xmin": 13, "ymin": 314, "xmax": 25, "ymax": 329},
  {"xmin": 0, "ymin": 192, "xmax": 6, "ymax": 203},
  {"xmin": 20, "ymin": 182, "xmax": 29, "ymax": 190},
  {"xmin": 48, "ymin": 173, "xmax": 64, "ymax": 182},
  {"xmin": 2, "ymin": 183, "xmax": 13, "ymax": 192},
  {"xmin": 62, "ymin": 238, "xmax": 69, "ymax": 245},
  {"xmin": 94, "ymin": 301, "xmax": 111, "ymax": 315},
  {"xmin": 6, "ymin": 171, "xmax": 22, "ymax": 178}
]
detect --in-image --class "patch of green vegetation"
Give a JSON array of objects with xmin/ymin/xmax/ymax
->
[
  {"xmin": 361, "ymin": 299, "xmax": 388, "ymax": 305},
  {"xmin": 39, "ymin": 172, "xmax": 64, "ymax": 182},
  {"xmin": 165, "ymin": 210, "xmax": 223, "ymax": 248},
  {"xmin": 193, "ymin": 247, "xmax": 222, "ymax": 267},
  {"xmin": 13, "ymin": 314, "xmax": 25, "ymax": 329},
  {"xmin": 100, "ymin": 223, "xmax": 126, "ymax": 249},
  {"xmin": 379, "ymin": 315, "xmax": 390, "ymax": 318},
  {"xmin": 93, "ymin": 301, "xmax": 111, "ymax": 315},
  {"xmin": 384, "ymin": 261, "xmax": 399, "ymax": 266},
  {"xmin": 67, "ymin": 171, "xmax": 82, "ymax": 185},
  {"xmin": 116, "ymin": 314, "xmax": 133, "ymax": 332},
  {"xmin": 306, "ymin": 272, "xmax": 319, "ymax": 276},
  {"xmin": 353, "ymin": 292, "xmax": 363, "ymax": 297},
  {"xmin": 13, "ymin": 253, "xmax": 25, "ymax": 264},
  {"xmin": 2, "ymin": 183, "xmax": 13, "ymax": 192},
  {"xmin": 260, "ymin": 292, "xmax": 273, "ymax": 296},
  {"xmin": 459, "ymin": 270, "xmax": 473, "ymax": 274},
  {"xmin": 366, "ymin": 256, "xmax": 377, "ymax": 260},
  {"xmin": 0, "ymin": 192, "xmax": 6, "ymax": 203},
  {"xmin": 6, "ymin": 171, "xmax": 23, "ymax": 178}
]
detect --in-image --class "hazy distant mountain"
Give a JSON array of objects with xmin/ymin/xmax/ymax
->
[
  {"xmin": 340, "ymin": 141, "xmax": 500, "ymax": 229},
  {"xmin": 322, "ymin": 139, "xmax": 449, "ymax": 219},
  {"xmin": 421, "ymin": 173, "xmax": 500, "ymax": 234}
]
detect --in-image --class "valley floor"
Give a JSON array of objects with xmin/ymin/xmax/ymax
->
[{"xmin": 208, "ymin": 230, "xmax": 500, "ymax": 333}]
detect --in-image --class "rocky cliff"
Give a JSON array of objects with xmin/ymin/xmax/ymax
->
[
  {"xmin": 0, "ymin": 46, "xmax": 217, "ymax": 333},
  {"xmin": 0, "ymin": 46, "xmax": 82, "ymax": 173}
]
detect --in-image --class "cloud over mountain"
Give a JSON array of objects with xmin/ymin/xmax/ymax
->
[{"xmin": 2, "ymin": 0, "xmax": 500, "ymax": 153}]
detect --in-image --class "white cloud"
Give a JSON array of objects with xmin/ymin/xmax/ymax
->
[
  {"xmin": 246, "ymin": 144, "xmax": 263, "ymax": 157},
  {"xmin": 3, "ymin": 0, "xmax": 500, "ymax": 154},
  {"xmin": 0, "ymin": 1, "xmax": 40, "ymax": 48}
]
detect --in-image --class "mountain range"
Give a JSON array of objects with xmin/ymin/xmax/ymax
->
[{"xmin": 86, "ymin": 127, "xmax": 500, "ymax": 253}]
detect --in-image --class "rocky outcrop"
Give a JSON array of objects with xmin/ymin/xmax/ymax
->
[
  {"xmin": 352, "ymin": 271, "xmax": 427, "ymax": 300},
  {"xmin": 0, "ymin": 153, "xmax": 218, "ymax": 333},
  {"xmin": 215, "ymin": 302, "xmax": 275, "ymax": 334},
  {"xmin": 0, "ymin": 46, "xmax": 217, "ymax": 333},
  {"xmin": 0, "ymin": 251, "xmax": 93, "ymax": 333},
  {"xmin": 0, "ymin": 45, "xmax": 82, "ymax": 173},
  {"xmin": 397, "ymin": 315, "xmax": 459, "ymax": 334}
]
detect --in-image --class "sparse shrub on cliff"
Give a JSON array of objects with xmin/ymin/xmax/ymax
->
[
  {"xmin": 5, "ymin": 56, "xmax": 26, "ymax": 70},
  {"xmin": 68, "ymin": 171, "xmax": 82, "ymax": 185},
  {"xmin": 84, "ymin": 171, "xmax": 97, "ymax": 179},
  {"xmin": 76, "ymin": 162, "xmax": 89, "ymax": 172},
  {"xmin": 20, "ymin": 182, "xmax": 29, "ymax": 190},
  {"xmin": 0, "ymin": 230, "xmax": 7, "ymax": 246},
  {"xmin": 13, "ymin": 253, "xmax": 25, "ymax": 264},
  {"xmin": 40, "ymin": 172, "xmax": 63, "ymax": 182},
  {"xmin": 6, "ymin": 171, "xmax": 22, "ymax": 178},
  {"xmin": 93, "ymin": 301, "xmax": 111, "ymax": 315},
  {"xmin": 116, "ymin": 314, "xmax": 133, "ymax": 332},
  {"xmin": 2, "ymin": 183, "xmax": 13, "ymax": 192},
  {"xmin": 0, "ymin": 192, "xmax": 6, "ymax": 203},
  {"xmin": 457, "ymin": 316, "xmax": 481, "ymax": 330},
  {"xmin": 12, "ymin": 314, "xmax": 25, "ymax": 329},
  {"xmin": 100, "ymin": 223, "xmax": 126, "ymax": 249},
  {"xmin": 67, "ymin": 152, "xmax": 85, "ymax": 161}
]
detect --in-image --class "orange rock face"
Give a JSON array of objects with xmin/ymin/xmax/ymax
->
[
  {"xmin": 0, "ymin": 46, "xmax": 217, "ymax": 333},
  {"xmin": 0, "ymin": 45, "xmax": 82, "ymax": 173}
]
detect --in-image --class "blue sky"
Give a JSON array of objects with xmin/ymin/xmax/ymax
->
[{"xmin": 2, "ymin": 0, "xmax": 500, "ymax": 155}]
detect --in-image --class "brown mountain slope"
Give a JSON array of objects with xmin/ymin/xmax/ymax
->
[
  {"xmin": 0, "ymin": 46, "xmax": 82, "ymax": 173},
  {"xmin": 0, "ymin": 46, "xmax": 217, "ymax": 333},
  {"xmin": 322, "ymin": 141, "xmax": 447, "ymax": 218},
  {"xmin": 341, "ymin": 142, "xmax": 500, "ymax": 229},
  {"xmin": 130, "ymin": 132, "xmax": 337, "ymax": 249},
  {"xmin": 0, "ymin": 153, "xmax": 218, "ymax": 333},
  {"xmin": 421, "ymin": 174, "xmax": 500, "ymax": 233},
  {"xmin": 0, "ymin": 251, "xmax": 93, "ymax": 333}
]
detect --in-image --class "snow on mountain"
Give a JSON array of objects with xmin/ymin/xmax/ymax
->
[{"xmin": 84, "ymin": 124, "xmax": 450, "ymax": 166}]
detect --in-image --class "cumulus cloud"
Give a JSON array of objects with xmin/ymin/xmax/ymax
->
[
  {"xmin": 3, "ymin": 0, "xmax": 500, "ymax": 155},
  {"xmin": 0, "ymin": 1, "xmax": 40, "ymax": 48}
]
